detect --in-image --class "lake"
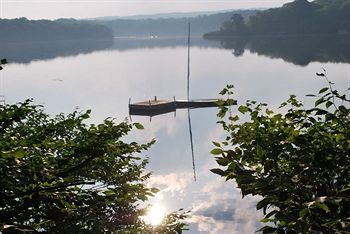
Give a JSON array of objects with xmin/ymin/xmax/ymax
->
[{"xmin": 1, "ymin": 35, "xmax": 349, "ymax": 233}]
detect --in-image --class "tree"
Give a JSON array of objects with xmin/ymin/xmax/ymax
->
[
  {"xmin": 0, "ymin": 18, "xmax": 113, "ymax": 43},
  {"xmin": 217, "ymin": 14, "xmax": 247, "ymax": 35},
  {"xmin": 0, "ymin": 58, "xmax": 7, "ymax": 70},
  {"xmin": 205, "ymin": 0, "xmax": 350, "ymax": 37},
  {"xmin": 231, "ymin": 14, "xmax": 247, "ymax": 34},
  {"xmin": 211, "ymin": 74, "xmax": 350, "ymax": 233},
  {"xmin": 0, "ymin": 100, "xmax": 186, "ymax": 233}
]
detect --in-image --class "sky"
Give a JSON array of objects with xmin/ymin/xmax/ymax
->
[{"xmin": 0, "ymin": 0, "xmax": 294, "ymax": 20}]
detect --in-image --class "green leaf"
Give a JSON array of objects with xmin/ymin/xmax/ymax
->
[
  {"xmin": 319, "ymin": 87, "xmax": 329, "ymax": 94},
  {"xmin": 151, "ymin": 188, "xmax": 160, "ymax": 193},
  {"xmin": 210, "ymin": 148, "xmax": 223, "ymax": 155},
  {"xmin": 339, "ymin": 105, "xmax": 347, "ymax": 114},
  {"xmin": 215, "ymin": 100, "xmax": 225, "ymax": 106},
  {"xmin": 260, "ymin": 218, "xmax": 272, "ymax": 223},
  {"xmin": 212, "ymin": 141, "xmax": 221, "ymax": 147},
  {"xmin": 315, "ymin": 98, "xmax": 325, "ymax": 107},
  {"xmin": 238, "ymin": 105, "xmax": 249, "ymax": 114},
  {"xmin": 257, "ymin": 198, "xmax": 269, "ymax": 210},
  {"xmin": 325, "ymin": 113, "xmax": 335, "ymax": 121},
  {"xmin": 264, "ymin": 160, "xmax": 274, "ymax": 172},
  {"xmin": 216, "ymin": 158, "xmax": 229, "ymax": 166},
  {"xmin": 315, "ymin": 202, "xmax": 330, "ymax": 213},
  {"xmin": 226, "ymin": 98, "xmax": 236, "ymax": 106},
  {"xmin": 256, "ymin": 145, "xmax": 265, "ymax": 157},
  {"xmin": 279, "ymin": 102, "xmax": 287, "ymax": 108},
  {"xmin": 315, "ymin": 109, "xmax": 328, "ymax": 115},
  {"xmin": 133, "ymin": 122, "xmax": 144, "ymax": 130},
  {"xmin": 265, "ymin": 210, "xmax": 278, "ymax": 219},
  {"xmin": 210, "ymin": 168, "xmax": 226, "ymax": 176},
  {"xmin": 257, "ymin": 226, "xmax": 277, "ymax": 234},
  {"xmin": 219, "ymin": 88, "xmax": 228, "ymax": 95},
  {"xmin": 229, "ymin": 115, "xmax": 239, "ymax": 121},
  {"xmin": 325, "ymin": 101, "xmax": 333, "ymax": 109},
  {"xmin": 299, "ymin": 208, "xmax": 309, "ymax": 218}
]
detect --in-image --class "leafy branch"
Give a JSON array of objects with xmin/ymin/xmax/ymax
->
[{"xmin": 211, "ymin": 73, "xmax": 350, "ymax": 233}]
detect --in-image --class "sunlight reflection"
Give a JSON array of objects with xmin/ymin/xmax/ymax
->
[{"xmin": 144, "ymin": 203, "xmax": 167, "ymax": 226}]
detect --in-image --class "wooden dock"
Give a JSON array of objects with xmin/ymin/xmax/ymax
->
[{"xmin": 129, "ymin": 98, "xmax": 236, "ymax": 116}]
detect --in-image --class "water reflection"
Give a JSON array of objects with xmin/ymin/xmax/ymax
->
[
  {"xmin": 3, "ymin": 35, "xmax": 350, "ymax": 66},
  {"xmin": 1, "ymin": 37, "xmax": 221, "ymax": 64},
  {"xmin": 112, "ymin": 36, "xmax": 221, "ymax": 51},
  {"xmin": 0, "ymin": 39, "xmax": 114, "ymax": 64},
  {"xmin": 214, "ymin": 35, "xmax": 350, "ymax": 66}
]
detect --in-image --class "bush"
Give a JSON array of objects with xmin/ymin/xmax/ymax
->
[
  {"xmin": 211, "ymin": 74, "xmax": 350, "ymax": 233},
  {"xmin": 0, "ymin": 101, "xmax": 186, "ymax": 233}
]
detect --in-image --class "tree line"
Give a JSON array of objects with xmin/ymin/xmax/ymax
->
[
  {"xmin": 0, "ymin": 18, "xmax": 113, "ymax": 42},
  {"xmin": 204, "ymin": 0, "xmax": 350, "ymax": 38},
  {"xmin": 89, "ymin": 10, "xmax": 256, "ymax": 37}
]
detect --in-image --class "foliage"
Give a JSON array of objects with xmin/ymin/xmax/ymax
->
[
  {"xmin": 204, "ymin": 0, "xmax": 350, "ymax": 37},
  {"xmin": 0, "ymin": 18, "xmax": 113, "ymax": 42},
  {"xmin": 211, "ymin": 74, "xmax": 350, "ymax": 233},
  {"xmin": 0, "ymin": 101, "xmax": 186, "ymax": 233},
  {"xmin": 0, "ymin": 58, "xmax": 7, "ymax": 70},
  {"xmin": 92, "ymin": 10, "xmax": 256, "ymax": 37},
  {"xmin": 218, "ymin": 14, "xmax": 247, "ymax": 36}
]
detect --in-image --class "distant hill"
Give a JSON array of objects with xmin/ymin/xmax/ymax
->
[
  {"xmin": 0, "ymin": 18, "xmax": 113, "ymax": 42},
  {"xmin": 89, "ymin": 9, "xmax": 253, "ymax": 21},
  {"xmin": 89, "ymin": 10, "xmax": 258, "ymax": 37},
  {"xmin": 204, "ymin": 0, "xmax": 350, "ymax": 37}
]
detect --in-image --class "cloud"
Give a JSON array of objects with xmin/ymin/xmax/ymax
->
[
  {"xmin": 198, "ymin": 204, "xmax": 235, "ymax": 221},
  {"xmin": 188, "ymin": 178, "xmax": 263, "ymax": 234},
  {"xmin": 147, "ymin": 172, "xmax": 193, "ymax": 195},
  {"xmin": 190, "ymin": 199, "xmax": 262, "ymax": 233}
]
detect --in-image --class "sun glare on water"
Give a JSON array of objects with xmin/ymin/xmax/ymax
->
[{"xmin": 144, "ymin": 203, "xmax": 167, "ymax": 226}]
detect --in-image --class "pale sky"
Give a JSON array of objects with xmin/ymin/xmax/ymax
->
[{"xmin": 0, "ymin": 0, "xmax": 294, "ymax": 20}]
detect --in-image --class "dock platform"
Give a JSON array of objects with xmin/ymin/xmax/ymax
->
[{"xmin": 129, "ymin": 98, "xmax": 236, "ymax": 116}]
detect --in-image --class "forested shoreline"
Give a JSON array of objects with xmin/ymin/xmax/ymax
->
[
  {"xmin": 90, "ymin": 10, "xmax": 256, "ymax": 37},
  {"xmin": 0, "ymin": 18, "xmax": 113, "ymax": 42},
  {"xmin": 204, "ymin": 0, "xmax": 350, "ymax": 38}
]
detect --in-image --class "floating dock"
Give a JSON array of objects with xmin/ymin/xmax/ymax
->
[{"xmin": 129, "ymin": 98, "xmax": 236, "ymax": 116}]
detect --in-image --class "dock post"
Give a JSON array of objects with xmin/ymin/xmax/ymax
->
[{"xmin": 154, "ymin": 96, "xmax": 157, "ymax": 101}]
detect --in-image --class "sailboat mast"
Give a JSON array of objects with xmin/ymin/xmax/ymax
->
[
  {"xmin": 186, "ymin": 22, "xmax": 196, "ymax": 181},
  {"xmin": 187, "ymin": 22, "xmax": 190, "ymax": 100}
]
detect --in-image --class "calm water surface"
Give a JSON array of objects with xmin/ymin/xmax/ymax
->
[{"xmin": 1, "ymin": 37, "xmax": 349, "ymax": 233}]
